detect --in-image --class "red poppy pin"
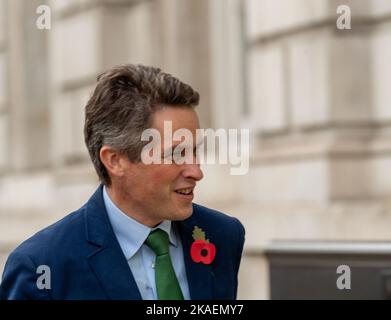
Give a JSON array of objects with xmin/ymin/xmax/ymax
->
[{"xmin": 190, "ymin": 226, "xmax": 216, "ymax": 265}]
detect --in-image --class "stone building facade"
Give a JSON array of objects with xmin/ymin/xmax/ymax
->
[{"xmin": 1, "ymin": 0, "xmax": 391, "ymax": 299}]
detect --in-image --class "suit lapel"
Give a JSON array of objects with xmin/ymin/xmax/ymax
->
[
  {"xmin": 177, "ymin": 209, "xmax": 215, "ymax": 300},
  {"xmin": 84, "ymin": 186, "xmax": 142, "ymax": 300}
]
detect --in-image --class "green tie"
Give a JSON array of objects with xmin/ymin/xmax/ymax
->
[{"xmin": 145, "ymin": 229, "xmax": 184, "ymax": 300}]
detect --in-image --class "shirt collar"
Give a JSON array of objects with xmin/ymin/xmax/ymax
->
[{"xmin": 103, "ymin": 186, "xmax": 178, "ymax": 260}]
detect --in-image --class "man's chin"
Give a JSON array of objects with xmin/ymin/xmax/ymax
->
[{"xmin": 172, "ymin": 205, "xmax": 193, "ymax": 221}]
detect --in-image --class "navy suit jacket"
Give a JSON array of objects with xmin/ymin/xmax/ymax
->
[{"xmin": 0, "ymin": 185, "xmax": 245, "ymax": 300}]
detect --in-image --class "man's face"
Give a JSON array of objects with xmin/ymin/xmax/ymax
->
[{"xmin": 114, "ymin": 106, "xmax": 204, "ymax": 227}]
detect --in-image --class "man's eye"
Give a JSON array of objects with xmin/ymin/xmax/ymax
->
[
  {"xmin": 173, "ymin": 150, "xmax": 185, "ymax": 159},
  {"xmin": 162, "ymin": 150, "xmax": 173, "ymax": 158},
  {"xmin": 162, "ymin": 148, "xmax": 197, "ymax": 161}
]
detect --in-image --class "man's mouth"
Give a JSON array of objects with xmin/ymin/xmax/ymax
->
[{"xmin": 174, "ymin": 187, "xmax": 194, "ymax": 195}]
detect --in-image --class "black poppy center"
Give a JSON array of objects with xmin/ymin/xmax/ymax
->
[{"xmin": 201, "ymin": 249, "xmax": 209, "ymax": 257}]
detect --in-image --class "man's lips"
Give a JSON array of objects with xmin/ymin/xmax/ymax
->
[
  {"xmin": 174, "ymin": 190, "xmax": 194, "ymax": 202},
  {"xmin": 174, "ymin": 187, "xmax": 195, "ymax": 195}
]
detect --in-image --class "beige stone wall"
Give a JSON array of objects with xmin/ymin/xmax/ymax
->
[
  {"xmin": 1, "ymin": 0, "xmax": 391, "ymax": 299},
  {"xmin": 232, "ymin": 0, "xmax": 391, "ymax": 299}
]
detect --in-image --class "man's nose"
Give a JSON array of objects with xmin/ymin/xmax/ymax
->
[{"xmin": 183, "ymin": 163, "xmax": 204, "ymax": 181}]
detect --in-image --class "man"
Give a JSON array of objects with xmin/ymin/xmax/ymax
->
[{"xmin": 0, "ymin": 64, "xmax": 245, "ymax": 300}]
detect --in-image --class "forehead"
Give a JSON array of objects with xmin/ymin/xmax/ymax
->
[{"xmin": 150, "ymin": 106, "xmax": 200, "ymax": 132}]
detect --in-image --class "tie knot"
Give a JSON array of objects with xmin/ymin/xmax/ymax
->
[{"xmin": 145, "ymin": 229, "xmax": 169, "ymax": 256}]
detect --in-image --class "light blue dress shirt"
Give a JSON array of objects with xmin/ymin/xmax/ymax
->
[{"xmin": 103, "ymin": 186, "xmax": 191, "ymax": 300}]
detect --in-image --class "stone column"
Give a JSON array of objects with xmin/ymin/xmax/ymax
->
[
  {"xmin": 7, "ymin": 0, "xmax": 49, "ymax": 171},
  {"xmin": 0, "ymin": 0, "xmax": 8, "ymax": 172}
]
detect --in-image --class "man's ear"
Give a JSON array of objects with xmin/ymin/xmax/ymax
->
[{"xmin": 99, "ymin": 146, "xmax": 126, "ymax": 178}]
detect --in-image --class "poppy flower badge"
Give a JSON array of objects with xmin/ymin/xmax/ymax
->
[{"xmin": 190, "ymin": 226, "xmax": 216, "ymax": 265}]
